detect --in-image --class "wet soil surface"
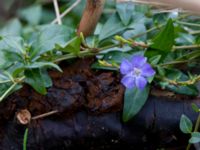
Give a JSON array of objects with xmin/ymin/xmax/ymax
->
[{"xmin": 0, "ymin": 58, "xmax": 199, "ymax": 150}]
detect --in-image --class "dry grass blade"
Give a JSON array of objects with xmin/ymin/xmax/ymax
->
[
  {"xmin": 53, "ymin": 0, "xmax": 62, "ymax": 25},
  {"xmin": 52, "ymin": 0, "xmax": 82, "ymax": 24}
]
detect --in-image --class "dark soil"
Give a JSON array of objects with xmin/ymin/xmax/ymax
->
[{"xmin": 0, "ymin": 58, "xmax": 199, "ymax": 150}]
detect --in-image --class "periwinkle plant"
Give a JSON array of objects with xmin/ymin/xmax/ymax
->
[{"xmin": 120, "ymin": 55, "xmax": 155, "ymax": 90}]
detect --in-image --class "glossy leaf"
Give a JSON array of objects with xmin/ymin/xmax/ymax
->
[
  {"xmin": 189, "ymin": 132, "xmax": 200, "ymax": 144},
  {"xmin": 180, "ymin": 114, "xmax": 193, "ymax": 134},
  {"xmin": 25, "ymin": 62, "xmax": 62, "ymax": 72},
  {"xmin": 19, "ymin": 5, "xmax": 42, "ymax": 25},
  {"xmin": 116, "ymin": 2, "xmax": 134, "ymax": 26},
  {"xmin": 0, "ymin": 36, "xmax": 25, "ymax": 54},
  {"xmin": 123, "ymin": 86, "xmax": 150, "ymax": 122},
  {"xmin": 40, "ymin": 69, "xmax": 52, "ymax": 88},
  {"xmin": 99, "ymin": 13, "xmax": 126, "ymax": 41},
  {"xmin": 191, "ymin": 103, "xmax": 200, "ymax": 113},
  {"xmin": 24, "ymin": 69, "xmax": 47, "ymax": 95},
  {"xmin": 0, "ymin": 19, "xmax": 22, "ymax": 36},
  {"xmin": 58, "ymin": 36, "xmax": 81, "ymax": 55},
  {"xmin": 166, "ymin": 85, "xmax": 198, "ymax": 96},
  {"xmin": 31, "ymin": 24, "xmax": 73, "ymax": 58},
  {"xmin": 150, "ymin": 19, "xmax": 175, "ymax": 54},
  {"xmin": 149, "ymin": 55, "xmax": 161, "ymax": 65}
]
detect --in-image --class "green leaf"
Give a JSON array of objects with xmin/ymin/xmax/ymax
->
[
  {"xmin": 150, "ymin": 19, "xmax": 175, "ymax": 53},
  {"xmin": 116, "ymin": 2, "xmax": 134, "ymax": 26},
  {"xmin": 58, "ymin": 36, "xmax": 81, "ymax": 55},
  {"xmin": 0, "ymin": 19, "xmax": 22, "ymax": 36},
  {"xmin": 103, "ymin": 51, "xmax": 131, "ymax": 63},
  {"xmin": 31, "ymin": 24, "xmax": 74, "ymax": 58},
  {"xmin": 40, "ymin": 69, "xmax": 52, "ymax": 88},
  {"xmin": 12, "ymin": 67, "xmax": 25, "ymax": 78},
  {"xmin": 176, "ymin": 33, "xmax": 195, "ymax": 45},
  {"xmin": 25, "ymin": 62, "xmax": 62, "ymax": 72},
  {"xmin": 123, "ymin": 86, "xmax": 150, "ymax": 122},
  {"xmin": 0, "ymin": 36, "xmax": 25, "ymax": 69},
  {"xmin": 2, "ymin": 50, "xmax": 23, "ymax": 63},
  {"xmin": 0, "ymin": 82, "xmax": 22, "ymax": 102},
  {"xmin": 99, "ymin": 13, "xmax": 126, "ymax": 41},
  {"xmin": 176, "ymin": 49, "xmax": 200, "ymax": 61},
  {"xmin": 149, "ymin": 55, "xmax": 161, "ymax": 65},
  {"xmin": 25, "ymin": 69, "xmax": 47, "ymax": 95},
  {"xmin": 0, "ymin": 73, "xmax": 10, "ymax": 82},
  {"xmin": 189, "ymin": 132, "xmax": 200, "ymax": 144},
  {"xmin": 0, "ymin": 36, "xmax": 25, "ymax": 54},
  {"xmin": 123, "ymin": 23, "xmax": 146, "ymax": 40},
  {"xmin": 19, "ymin": 5, "xmax": 42, "ymax": 25},
  {"xmin": 191, "ymin": 103, "xmax": 200, "ymax": 113},
  {"xmin": 180, "ymin": 114, "xmax": 193, "ymax": 134},
  {"xmin": 166, "ymin": 85, "xmax": 198, "ymax": 96}
]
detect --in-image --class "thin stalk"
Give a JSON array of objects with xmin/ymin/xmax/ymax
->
[
  {"xmin": 0, "ymin": 76, "xmax": 25, "ymax": 102},
  {"xmin": 23, "ymin": 128, "xmax": 29, "ymax": 150},
  {"xmin": 32, "ymin": 110, "xmax": 58, "ymax": 120},
  {"xmin": 190, "ymin": 30, "xmax": 200, "ymax": 35},
  {"xmin": 174, "ymin": 45, "xmax": 200, "ymax": 50},
  {"xmin": 53, "ymin": 49, "xmax": 94, "ymax": 62},
  {"xmin": 54, "ymin": 43, "xmax": 200, "ymax": 64},
  {"xmin": 0, "ymin": 80, "xmax": 12, "ymax": 84},
  {"xmin": 186, "ymin": 113, "xmax": 200, "ymax": 150},
  {"xmin": 159, "ymin": 60, "xmax": 189, "ymax": 67},
  {"xmin": 98, "ymin": 44, "xmax": 120, "ymax": 51},
  {"xmin": 0, "ymin": 82, "xmax": 17, "ymax": 102},
  {"xmin": 176, "ymin": 21, "xmax": 200, "ymax": 28}
]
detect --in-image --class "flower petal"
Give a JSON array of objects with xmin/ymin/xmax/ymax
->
[
  {"xmin": 135, "ymin": 76, "xmax": 147, "ymax": 90},
  {"xmin": 141, "ymin": 63, "xmax": 155, "ymax": 77},
  {"xmin": 120, "ymin": 59, "xmax": 133, "ymax": 75},
  {"xmin": 121, "ymin": 75, "xmax": 135, "ymax": 89},
  {"xmin": 131, "ymin": 55, "xmax": 147, "ymax": 68}
]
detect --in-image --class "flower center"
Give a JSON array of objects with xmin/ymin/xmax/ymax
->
[{"xmin": 133, "ymin": 67, "xmax": 141, "ymax": 77}]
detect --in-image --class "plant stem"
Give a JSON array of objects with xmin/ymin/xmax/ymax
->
[
  {"xmin": 53, "ymin": 49, "xmax": 94, "ymax": 62},
  {"xmin": 23, "ymin": 128, "xmax": 29, "ymax": 150},
  {"xmin": 159, "ymin": 60, "xmax": 189, "ymax": 66},
  {"xmin": 98, "ymin": 44, "xmax": 120, "ymax": 51},
  {"xmin": 0, "ymin": 82, "xmax": 17, "ymax": 102},
  {"xmin": 0, "ymin": 76, "xmax": 25, "ymax": 102},
  {"xmin": 190, "ymin": 30, "xmax": 200, "ymax": 35},
  {"xmin": 176, "ymin": 21, "xmax": 200, "ymax": 28},
  {"xmin": 186, "ymin": 113, "xmax": 200, "ymax": 150},
  {"xmin": 155, "ymin": 75, "xmax": 200, "ymax": 86},
  {"xmin": 0, "ymin": 80, "xmax": 12, "ymax": 84},
  {"xmin": 174, "ymin": 45, "xmax": 200, "ymax": 50}
]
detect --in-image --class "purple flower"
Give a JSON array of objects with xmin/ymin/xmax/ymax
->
[{"xmin": 120, "ymin": 55, "xmax": 155, "ymax": 90}]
